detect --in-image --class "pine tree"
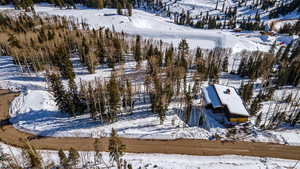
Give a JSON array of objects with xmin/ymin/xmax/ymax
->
[
  {"xmin": 48, "ymin": 73, "xmax": 69, "ymax": 114},
  {"xmin": 127, "ymin": 3, "xmax": 133, "ymax": 16},
  {"xmin": 134, "ymin": 35, "xmax": 141, "ymax": 64},
  {"xmin": 21, "ymin": 139, "xmax": 43, "ymax": 169},
  {"xmin": 125, "ymin": 79, "xmax": 133, "ymax": 113},
  {"xmin": 237, "ymin": 57, "xmax": 246, "ymax": 76},
  {"xmin": 117, "ymin": 2, "xmax": 123, "ymax": 15},
  {"xmin": 107, "ymin": 73, "xmax": 121, "ymax": 122},
  {"xmin": 240, "ymin": 82, "xmax": 253, "ymax": 104},
  {"xmin": 86, "ymin": 52, "xmax": 97, "ymax": 74},
  {"xmin": 97, "ymin": 0, "xmax": 104, "ymax": 9},
  {"xmin": 58, "ymin": 149, "xmax": 68, "ymax": 168},
  {"xmin": 66, "ymin": 80, "xmax": 77, "ymax": 116},
  {"xmin": 20, "ymin": 0, "xmax": 34, "ymax": 12},
  {"xmin": 250, "ymin": 96, "xmax": 262, "ymax": 116},
  {"xmin": 109, "ymin": 128, "xmax": 126, "ymax": 169},
  {"xmin": 54, "ymin": 46, "xmax": 75, "ymax": 81},
  {"xmin": 177, "ymin": 39, "xmax": 189, "ymax": 70},
  {"xmin": 94, "ymin": 138, "xmax": 101, "ymax": 156},
  {"xmin": 149, "ymin": 75, "xmax": 171, "ymax": 124},
  {"xmin": 68, "ymin": 147, "xmax": 80, "ymax": 168},
  {"xmin": 195, "ymin": 47, "xmax": 206, "ymax": 75},
  {"xmin": 222, "ymin": 55, "xmax": 228, "ymax": 72},
  {"xmin": 255, "ymin": 112, "xmax": 262, "ymax": 127},
  {"xmin": 184, "ymin": 87, "xmax": 193, "ymax": 125},
  {"xmin": 93, "ymin": 138, "xmax": 104, "ymax": 164},
  {"xmin": 8, "ymin": 33, "xmax": 21, "ymax": 48},
  {"xmin": 165, "ymin": 45, "xmax": 174, "ymax": 66},
  {"xmin": 113, "ymin": 37, "xmax": 123, "ymax": 63},
  {"xmin": 68, "ymin": 78, "xmax": 86, "ymax": 116}
]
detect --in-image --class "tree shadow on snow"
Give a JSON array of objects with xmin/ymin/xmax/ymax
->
[{"xmin": 10, "ymin": 109, "xmax": 100, "ymax": 137}]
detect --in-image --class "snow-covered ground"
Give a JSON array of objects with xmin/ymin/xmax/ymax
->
[
  {"xmin": 0, "ymin": 3, "xmax": 299, "ymax": 146},
  {"xmin": 9, "ymin": 89, "xmax": 223, "ymax": 139},
  {"xmin": 1, "ymin": 142, "xmax": 299, "ymax": 169},
  {"xmin": 0, "ymin": 52, "xmax": 299, "ymax": 145},
  {"xmin": 9, "ymin": 88, "xmax": 300, "ymax": 145}
]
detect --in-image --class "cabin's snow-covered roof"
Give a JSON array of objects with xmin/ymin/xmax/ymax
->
[
  {"xmin": 214, "ymin": 84, "xmax": 250, "ymax": 117},
  {"xmin": 202, "ymin": 85, "xmax": 222, "ymax": 108},
  {"xmin": 202, "ymin": 84, "xmax": 250, "ymax": 117}
]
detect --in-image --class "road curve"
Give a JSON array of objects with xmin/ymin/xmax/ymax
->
[{"xmin": 0, "ymin": 89, "xmax": 300, "ymax": 160}]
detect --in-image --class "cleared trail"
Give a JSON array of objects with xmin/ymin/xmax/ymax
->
[{"xmin": 0, "ymin": 89, "xmax": 300, "ymax": 160}]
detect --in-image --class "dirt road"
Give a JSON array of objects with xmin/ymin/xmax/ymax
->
[{"xmin": 0, "ymin": 89, "xmax": 300, "ymax": 160}]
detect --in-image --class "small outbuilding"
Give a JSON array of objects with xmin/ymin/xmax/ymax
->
[{"xmin": 202, "ymin": 84, "xmax": 250, "ymax": 123}]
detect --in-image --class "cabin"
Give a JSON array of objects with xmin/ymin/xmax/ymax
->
[{"xmin": 202, "ymin": 84, "xmax": 250, "ymax": 123}]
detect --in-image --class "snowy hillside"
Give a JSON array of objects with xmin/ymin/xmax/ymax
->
[{"xmin": 0, "ymin": 4, "xmax": 279, "ymax": 52}]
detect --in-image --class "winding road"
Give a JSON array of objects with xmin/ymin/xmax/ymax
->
[{"xmin": 0, "ymin": 89, "xmax": 300, "ymax": 160}]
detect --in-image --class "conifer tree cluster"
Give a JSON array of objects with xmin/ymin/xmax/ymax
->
[
  {"xmin": 58, "ymin": 147, "xmax": 80, "ymax": 168},
  {"xmin": 75, "ymin": 70, "xmax": 136, "ymax": 123},
  {"xmin": 278, "ymin": 20, "xmax": 300, "ymax": 35},
  {"xmin": 269, "ymin": 0, "xmax": 300, "ymax": 19},
  {"xmin": 237, "ymin": 51, "xmax": 274, "ymax": 81},
  {"xmin": 1, "ymin": 6, "xmax": 299, "ymax": 128},
  {"xmin": 0, "ymin": 13, "xmax": 139, "ymax": 74},
  {"xmin": 276, "ymin": 39, "xmax": 300, "ymax": 86},
  {"xmin": 0, "ymin": 131, "xmax": 134, "ymax": 168},
  {"xmin": 1, "ymin": 0, "xmax": 166, "ymax": 16},
  {"xmin": 239, "ymin": 15, "xmax": 265, "ymax": 31}
]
